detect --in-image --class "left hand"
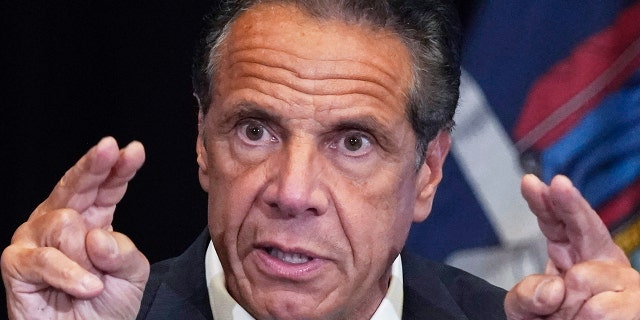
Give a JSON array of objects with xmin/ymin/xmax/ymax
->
[{"xmin": 504, "ymin": 174, "xmax": 640, "ymax": 319}]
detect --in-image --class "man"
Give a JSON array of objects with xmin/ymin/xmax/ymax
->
[{"xmin": 2, "ymin": 0, "xmax": 639, "ymax": 319}]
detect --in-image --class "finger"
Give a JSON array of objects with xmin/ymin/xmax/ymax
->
[
  {"xmin": 86, "ymin": 229, "xmax": 150, "ymax": 289},
  {"xmin": 94, "ymin": 140, "xmax": 145, "ymax": 206},
  {"xmin": 563, "ymin": 260, "xmax": 634, "ymax": 296},
  {"xmin": 36, "ymin": 138, "xmax": 145, "ymax": 230},
  {"xmin": 505, "ymin": 274, "xmax": 565, "ymax": 319},
  {"xmin": 557, "ymin": 260, "xmax": 640, "ymax": 318},
  {"xmin": 1, "ymin": 244, "xmax": 103, "ymax": 299},
  {"xmin": 83, "ymin": 140, "xmax": 145, "ymax": 230},
  {"xmin": 521, "ymin": 174, "xmax": 627, "ymax": 270},
  {"xmin": 521, "ymin": 174, "xmax": 575, "ymax": 270},
  {"xmin": 15, "ymin": 208, "xmax": 96, "ymax": 271},
  {"xmin": 521, "ymin": 174, "xmax": 565, "ymax": 241},
  {"xmin": 545, "ymin": 176, "xmax": 624, "ymax": 263},
  {"xmin": 37, "ymin": 137, "xmax": 121, "ymax": 216},
  {"xmin": 574, "ymin": 290, "xmax": 640, "ymax": 319}
]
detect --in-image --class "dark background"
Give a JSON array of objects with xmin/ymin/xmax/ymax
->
[{"xmin": 1, "ymin": 1, "xmax": 477, "ymax": 316}]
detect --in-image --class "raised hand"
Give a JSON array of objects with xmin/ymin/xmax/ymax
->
[
  {"xmin": 1, "ymin": 137, "xmax": 150, "ymax": 319},
  {"xmin": 505, "ymin": 174, "xmax": 640, "ymax": 319}
]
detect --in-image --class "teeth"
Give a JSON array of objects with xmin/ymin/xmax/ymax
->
[{"xmin": 268, "ymin": 248, "xmax": 311, "ymax": 264}]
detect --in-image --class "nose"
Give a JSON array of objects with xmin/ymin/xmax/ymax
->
[{"xmin": 262, "ymin": 138, "xmax": 329, "ymax": 218}]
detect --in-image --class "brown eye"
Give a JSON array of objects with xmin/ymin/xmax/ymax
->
[
  {"xmin": 331, "ymin": 131, "xmax": 372, "ymax": 157},
  {"xmin": 246, "ymin": 125, "xmax": 264, "ymax": 141},
  {"xmin": 344, "ymin": 135, "xmax": 363, "ymax": 151},
  {"xmin": 237, "ymin": 120, "xmax": 278, "ymax": 146}
]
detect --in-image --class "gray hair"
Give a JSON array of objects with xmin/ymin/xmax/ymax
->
[{"xmin": 192, "ymin": 0, "xmax": 461, "ymax": 167}]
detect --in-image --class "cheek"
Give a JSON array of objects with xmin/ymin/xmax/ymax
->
[
  {"xmin": 337, "ymin": 171, "xmax": 417, "ymax": 261},
  {"xmin": 206, "ymin": 141, "xmax": 268, "ymax": 248}
]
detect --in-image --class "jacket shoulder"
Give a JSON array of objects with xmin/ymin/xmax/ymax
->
[{"xmin": 401, "ymin": 251, "xmax": 507, "ymax": 320}]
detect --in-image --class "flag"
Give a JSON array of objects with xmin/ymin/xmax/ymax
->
[{"xmin": 407, "ymin": 0, "xmax": 640, "ymax": 287}]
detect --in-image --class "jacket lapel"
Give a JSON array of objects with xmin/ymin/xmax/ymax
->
[
  {"xmin": 401, "ymin": 251, "xmax": 468, "ymax": 320},
  {"xmin": 138, "ymin": 229, "xmax": 214, "ymax": 320}
]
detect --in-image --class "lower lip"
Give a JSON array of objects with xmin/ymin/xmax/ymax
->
[{"xmin": 253, "ymin": 249, "xmax": 325, "ymax": 280}]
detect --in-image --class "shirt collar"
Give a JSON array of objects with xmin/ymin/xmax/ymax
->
[{"xmin": 205, "ymin": 241, "xmax": 404, "ymax": 319}]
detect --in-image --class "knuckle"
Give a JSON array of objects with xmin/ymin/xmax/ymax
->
[
  {"xmin": 49, "ymin": 208, "xmax": 81, "ymax": 228},
  {"xmin": 563, "ymin": 263, "xmax": 591, "ymax": 290},
  {"xmin": 1, "ymin": 246, "xmax": 27, "ymax": 289},
  {"xmin": 10, "ymin": 222, "xmax": 32, "ymax": 243},
  {"xmin": 46, "ymin": 209, "xmax": 85, "ymax": 245},
  {"xmin": 32, "ymin": 247, "xmax": 59, "ymax": 268},
  {"xmin": 58, "ymin": 167, "xmax": 76, "ymax": 189},
  {"xmin": 0, "ymin": 245, "xmax": 19, "ymax": 271},
  {"xmin": 10, "ymin": 209, "xmax": 79, "ymax": 248}
]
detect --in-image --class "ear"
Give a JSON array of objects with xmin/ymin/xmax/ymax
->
[
  {"xmin": 196, "ymin": 110, "xmax": 210, "ymax": 192},
  {"xmin": 413, "ymin": 130, "xmax": 451, "ymax": 223}
]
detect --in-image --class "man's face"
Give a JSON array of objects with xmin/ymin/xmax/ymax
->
[{"xmin": 196, "ymin": 3, "xmax": 449, "ymax": 319}]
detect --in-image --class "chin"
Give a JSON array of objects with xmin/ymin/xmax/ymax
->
[{"xmin": 252, "ymin": 294, "xmax": 346, "ymax": 320}]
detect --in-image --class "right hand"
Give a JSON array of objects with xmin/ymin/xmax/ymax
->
[{"xmin": 1, "ymin": 137, "xmax": 150, "ymax": 319}]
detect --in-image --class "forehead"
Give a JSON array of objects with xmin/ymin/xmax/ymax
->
[
  {"xmin": 230, "ymin": 4, "xmax": 408, "ymax": 60},
  {"xmin": 218, "ymin": 3, "xmax": 414, "ymax": 105}
]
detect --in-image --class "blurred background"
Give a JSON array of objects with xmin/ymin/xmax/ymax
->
[
  {"xmin": 2, "ymin": 0, "xmax": 639, "ymax": 316},
  {"xmin": 407, "ymin": 0, "xmax": 640, "ymax": 289}
]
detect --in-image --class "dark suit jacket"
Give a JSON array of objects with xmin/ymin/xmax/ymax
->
[{"xmin": 137, "ymin": 229, "xmax": 507, "ymax": 319}]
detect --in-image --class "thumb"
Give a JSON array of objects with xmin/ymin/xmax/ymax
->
[
  {"xmin": 505, "ymin": 275, "xmax": 565, "ymax": 319},
  {"xmin": 86, "ymin": 229, "xmax": 150, "ymax": 288}
]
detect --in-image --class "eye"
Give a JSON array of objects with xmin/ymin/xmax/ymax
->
[
  {"xmin": 246, "ymin": 125, "xmax": 264, "ymax": 141},
  {"xmin": 344, "ymin": 134, "xmax": 364, "ymax": 151},
  {"xmin": 237, "ymin": 120, "xmax": 278, "ymax": 146},
  {"xmin": 331, "ymin": 131, "xmax": 373, "ymax": 157}
]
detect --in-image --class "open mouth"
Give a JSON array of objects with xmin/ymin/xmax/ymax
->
[{"xmin": 265, "ymin": 247, "xmax": 313, "ymax": 264}]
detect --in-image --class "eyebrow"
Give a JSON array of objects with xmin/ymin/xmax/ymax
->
[
  {"xmin": 221, "ymin": 103, "xmax": 282, "ymax": 127},
  {"xmin": 333, "ymin": 116, "xmax": 383, "ymax": 134}
]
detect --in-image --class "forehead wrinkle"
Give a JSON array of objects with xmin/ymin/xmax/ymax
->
[
  {"xmin": 225, "ymin": 53, "xmax": 406, "ymax": 104},
  {"xmin": 236, "ymin": 74, "xmax": 402, "ymax": 111},
  {"xmin": 227, "ymin": 46, "xmax": 405, "ymax": 86}
]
